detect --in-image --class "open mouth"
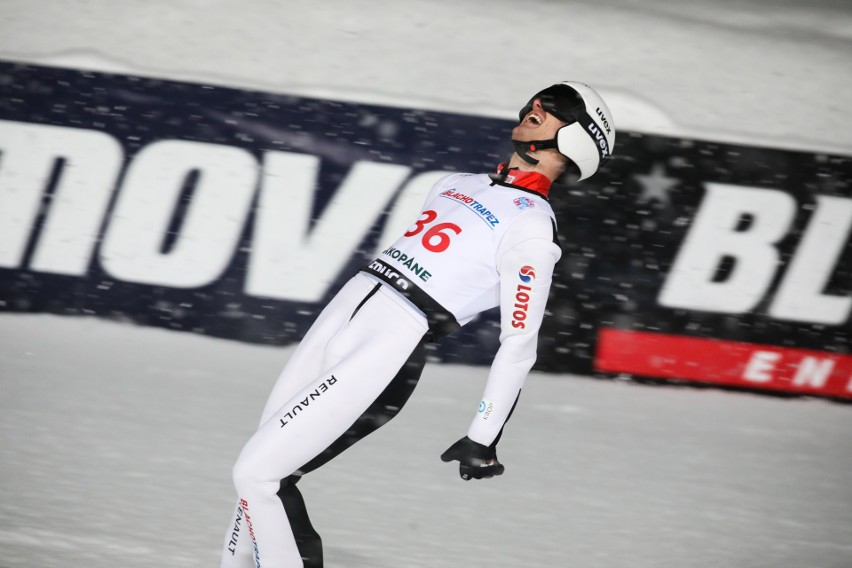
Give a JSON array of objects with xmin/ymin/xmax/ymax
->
[{"xmin": 523, "ymin": 111, "xmax": 544, "ymax": 126}]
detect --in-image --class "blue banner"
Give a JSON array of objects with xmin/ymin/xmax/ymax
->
[{"xmin": 1, "ymin": 62, "xmax": 850, "ymax": 393}]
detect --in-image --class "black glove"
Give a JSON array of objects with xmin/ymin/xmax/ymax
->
[{"xmin": 440, "ymin": 436, "xmax": 505, "ymax": 480}]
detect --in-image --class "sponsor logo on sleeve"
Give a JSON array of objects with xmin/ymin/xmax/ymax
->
[
  {"xmin": 479, "ymin": 399, "xmax": 494, "ymax": 420},
  {"xmin": 518, "ymin": 265, "xmax": 536, "ymax": 283},
  {"xmin": 513, "ymin": 196, "xmax": 535, "ymax": 210},
  {"xmin": 512, "ymin": 266, "xmax": 536, "ymax": 329}
]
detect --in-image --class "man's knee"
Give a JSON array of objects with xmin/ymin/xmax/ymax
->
[{"xmin": 232, "ymin": 455, "xmax": 273, "ymax": 498}]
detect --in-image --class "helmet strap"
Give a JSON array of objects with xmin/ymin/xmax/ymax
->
[{"xmin": 510, "ymin": 138, "xmax": 559, "ymax": 165}]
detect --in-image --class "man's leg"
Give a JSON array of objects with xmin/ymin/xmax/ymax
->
[
  {"xmin": 226, "ymin": 285, "xmax": 428, "ymax": 567},
  {"xmin": 221, "ymin": 501, "xmax": 254, "ymax": 568},
  {"xmin": 277, "ymin": 475, "xmax": 323, "ymax": 568},
  {"xmin": 274, "ymin": 338, "xmax": 427, "ymax": 568},
  {"xmin": 257, "ymin": 276, "xmax": 379, "ymax": 428},
  {"xmin": 298, "ymin": 338, "xmax": 426, "ymax": 474},
  {"xmin": 221, "ymin": 276, "xmax": 379, "ymax": 567}
]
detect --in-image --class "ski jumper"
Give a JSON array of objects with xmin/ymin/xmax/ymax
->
[{"xmin": 222, "ymin": 165, "xmax": 562, "ymax": 568}]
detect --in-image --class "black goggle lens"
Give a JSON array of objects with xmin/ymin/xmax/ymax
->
[{"xmin": 518, "ymin": 84, "xmax": 584, "ymax": 124}]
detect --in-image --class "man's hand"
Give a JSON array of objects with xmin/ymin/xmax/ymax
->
[{"xmin": 440, "ymin": 436, "xmax": 505, "ymax": 480}]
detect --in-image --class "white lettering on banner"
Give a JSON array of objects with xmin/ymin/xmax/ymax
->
[
  {"xmin": 769, "ymin": 195, "xmax": 852, "ymax": 324},
  {"xmin": 660, "ymin": 184, "xmax": 852, "ymax": 324},
  {"xmin": 659, "ymin": 184, "xmax": 796, "ymax": 313},
  {"xmin": 0, "ymin": 120, "xmax": 443, "ymax": 301},
  {"xmin": 743, "ymin": 351, "xmax": 781, "ymax": 383},
  {"xmin": 792, "ymin": 356, "xmax": 835, "ymax": 388},
  {"xmin": 100, "ymin": 140, "xmax": 258, "ymax": 287},
  {"xmin": 245, "ymin": 152, "xmax": 410, "ymax": 302},
  {"xmin": 0, "ymin": 120, "xmax": 122, "ymax": 274},
  {"xmin": 743, "ymin": 351, "xmax": 837, "ymax": 388},
  {"xmin": 3, "ymin": 118, "xmax": 849, "ymax": 327}
]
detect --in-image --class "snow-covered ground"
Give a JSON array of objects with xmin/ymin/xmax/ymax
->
[
  {"xmin": 2, "ymin": 314, "xmax": 851, "ymax": 568},
  {"xmin": 1, "ymin": 1, "xmax": 852, "ymax": 567}
]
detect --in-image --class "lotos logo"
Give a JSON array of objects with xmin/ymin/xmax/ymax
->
[
  {"xmin": 519, "ymin": 265, "xmax": 536, "ymax": 283},
  {"xmin": 511, "ymin": 281, "xmax": 533, "ymax": 330},
  {"xmin": 513, "ymin": 197, "xmax": 535, "ymax": 210},
  {"xmin": 513, "ymin": 266, "xmax": 536, "ymax": 329}
]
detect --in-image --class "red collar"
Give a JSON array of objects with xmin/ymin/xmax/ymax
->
[{"xmin": 492, "ymin": 163, "xmax": 552, "ymax": 198}]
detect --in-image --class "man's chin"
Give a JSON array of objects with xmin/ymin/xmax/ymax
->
[{"xmin": 511, "ymin": 126, "xmax": 547, "ymax": 141}]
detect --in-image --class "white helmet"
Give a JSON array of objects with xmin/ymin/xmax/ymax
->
[{"xmin": 513, "ymin": 81, "xmax": 615, "ymax": 181}]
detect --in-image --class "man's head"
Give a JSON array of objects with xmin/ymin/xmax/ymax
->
[{"xmin": 510, "ymin": 81, "xmax": 615, "ymax": 181}]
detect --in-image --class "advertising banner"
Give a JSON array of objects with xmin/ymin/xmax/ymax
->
[{"xmin": 1, "ymin": 62, "xmax": 850, "ymax": 398}]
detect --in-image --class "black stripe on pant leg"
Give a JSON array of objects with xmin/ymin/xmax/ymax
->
[
  {"xmin": 297, "ymin": 337, "xmax": 427, "ymax": 475},
  {"xmin": 277, "ymin": 475, "xmax": 323, "ymax": 568}
]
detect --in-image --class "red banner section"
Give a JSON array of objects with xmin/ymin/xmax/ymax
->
[{"xmin": 595, "ymin": 328, "xmax": 852, "ymax": 399}]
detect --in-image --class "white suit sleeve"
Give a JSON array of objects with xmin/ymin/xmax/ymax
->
[{"xmin": 466, "ymin": 212, "xmax": 562, "ymax": 446}]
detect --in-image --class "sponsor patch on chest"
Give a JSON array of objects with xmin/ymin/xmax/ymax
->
[{"xmin": 440, "ymin": 189, "xmax": 500, "ymax": 228}]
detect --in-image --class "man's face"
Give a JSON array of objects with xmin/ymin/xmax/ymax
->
[{"xmin": 512, "ymin": 98, "xmax": 569, "ymax": 142}]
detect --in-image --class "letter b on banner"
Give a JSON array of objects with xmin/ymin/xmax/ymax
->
[{"xmin": 658, "ymin": 184, "xmax": 796, "ymax": 313}]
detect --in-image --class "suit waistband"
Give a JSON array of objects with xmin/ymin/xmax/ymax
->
[{"xmin": 360, "ymin": 259, "xmax": 459, "ymax": 339}]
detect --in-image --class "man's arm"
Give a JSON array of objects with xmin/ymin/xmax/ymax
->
[{"xmin": 442, "ymin": 212, "xmax": 561, "ymax": 479}]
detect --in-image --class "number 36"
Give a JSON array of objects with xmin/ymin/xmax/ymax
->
[{"xmin": 404, "ymin": 210, "xmax": 462, "ymax": 253}]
